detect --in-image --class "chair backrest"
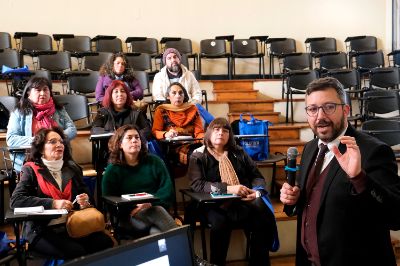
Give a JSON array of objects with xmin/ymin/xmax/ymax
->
[
  {"xmin": 287, "ymin": 70, "xmax": 319, "ymax": 90},
  {"xmin": 84, "ymin": 52, "xmax": 112, "ymax": 71},
  {"xmin": 125, "ymin": 53, "xmax": 152, "ymax": 71},
  {"xmin": 308, "ymin": 37, "xmax": 337, "ymax": 53},
  {"xmin": 21, "ymin": 34, "xmax": 53, "ymax": 52},
  {"xmin": 38, "ymin": 51, "xmax": 71, "ymax": 71},
  {"xmin": 269, "ymin": 38, "xmax": 296, "ymax": 55},
  {"xmin": 54, "ymin": 94, "xmax": 90, "ymax": 123},
  {"xmin": 129, "ymin": 38, "xmax": 159, "ymax": 56},
  {"xmin": 165, "ymin": 38, "xmax": 193, "ymax": 54},
  {"xmin": 363, "ymin": 89, "xmax": 400, "ymax": 116},
  {"xmin": 96, "ymin": 38, "xmax": 123, "ymax": 53},
  {"xmin": 200, "ymin": 39, "xmax": 228, "ymax": 56},
  {"xmin": 30, "ymin": 70, "xmax": 53, "ymax": 83},
  {"xmin": 0, "ymin": 49, "xmax": 20, "ymax": 68},
  {"xmin": 361, "ymin": 119, "xmax": 400, "ymax": 147},
  {"xmin": 67, "ymin": 71, "xmax": 99, "ymax": 94},
  {"xmin": 354, "ymin": 50, "xmax": 384, "ymax": 69},
  {"xmin": 132, "ymin": 70, "xmax": 150, "ymax": 94},
  {"xmin": 231, "ymin": 39, "xmax": 259, "ymax": 56},
  {"xmin": 349, "ymin": 36, "xmax": 377, "ymax": 52},
  {"xmin": 0, "ymin": 96, "xmax": 18, "ymax": 113},
  {"xmin": 327, "ymin": 69, "xmax": 360, "ymax": 90},
  {"xmin": 0, "ymin": 32, "xmax": 12, "ymax": 49},
  {"xmin": 369, "ymin": 67, "xmax": 400, "ymax": 90},
  {"xmin": 63, "ymin": 36, "xmax": 91, "ymax": 52},
  {"xmin": 283, "ymin": 53, "xmax": 312, "ymax": 71},
  {"xmin": 319, "ymin": 52, "xmax": 348, "ymax": 70}
]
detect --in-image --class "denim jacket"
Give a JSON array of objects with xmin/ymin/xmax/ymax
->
[{"xmin": 6, "ymin": 108, "xmax": 77, "ymax": 172}]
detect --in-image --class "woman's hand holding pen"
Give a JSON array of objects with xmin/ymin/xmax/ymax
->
[
  {"xmin": 165, "ymin": 128, "xmax": 178, "ymax": 139},
  {"xmin": 73, "ymin": 193, "xmax": 90, "ymax": 209}
]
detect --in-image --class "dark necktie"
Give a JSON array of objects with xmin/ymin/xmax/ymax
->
[{"xmin": 306, "ymin": 143, "xmax": 329, "ymax": 197}]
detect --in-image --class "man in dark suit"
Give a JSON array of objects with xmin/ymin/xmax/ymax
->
[{"xmin": 280, "ymin": 77, "xmax": 400, "ymax": 266}]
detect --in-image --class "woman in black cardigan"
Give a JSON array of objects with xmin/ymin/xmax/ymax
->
[{"xmin": 188, "ymin": 117, "xmax": 275, "ymax": 266}]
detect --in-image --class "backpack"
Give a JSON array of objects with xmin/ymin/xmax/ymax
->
[{"xmin": 0, "ymin": 102, "xmax": 10, "ymax": 130}]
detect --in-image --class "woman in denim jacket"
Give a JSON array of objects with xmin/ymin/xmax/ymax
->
[{"xmin": 6, "ymin": 77, "xmax": 77, "ymax": 172}]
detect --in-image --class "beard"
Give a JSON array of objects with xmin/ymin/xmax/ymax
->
[
  {"xmin": 167, "ymin": 63, "xmax": 180, "ymax": 73},
  {"xmin": 312, "ymin": 115, "xmax": 346, "ymax": 143}
]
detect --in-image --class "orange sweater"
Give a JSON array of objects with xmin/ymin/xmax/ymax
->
[{"xmin": 152, "ymin": 105, "xmax": 205, "ymax": 140}]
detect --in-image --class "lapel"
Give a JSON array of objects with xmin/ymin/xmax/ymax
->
[
  {"xmin": 319, "ymin": 125, "xmax": 355, "ymax": 208},
  {"xmin": 299, "ymin": 139, "xmax": 319, "ymax": 190}
]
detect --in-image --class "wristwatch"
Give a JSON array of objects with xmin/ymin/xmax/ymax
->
[{"xmin": 255, "ymin": 190, "xmax": 261, "ymax": 198}]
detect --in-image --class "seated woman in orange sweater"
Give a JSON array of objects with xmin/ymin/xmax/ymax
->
[{"xmin": 152, "ymin": 82, "xmax": 204, "ymax": 165}]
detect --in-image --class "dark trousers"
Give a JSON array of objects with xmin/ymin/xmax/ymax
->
[
  {"xmin": 31, "ymin": 226, "xmax": 114, "ymax": 260},
  {"xmin": 205, "ymin": 197, "xmax": 273, "ymax": 266}
]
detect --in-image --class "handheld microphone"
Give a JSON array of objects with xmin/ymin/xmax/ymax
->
[{"xmin": 286, "ymin": 147, "xmax": 299, "ymax": 186}]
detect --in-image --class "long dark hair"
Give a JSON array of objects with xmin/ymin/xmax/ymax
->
[
  {"xmin": 204, "ymin": 117, "xmax": 237, "ymax": 151},
  {"xmin": 27, "ymin": 126, "xmax": 73, "ymax": 163},
  {"xmin": 99, "ymin": 52, "xmax": 136, "ymax": 82},
  {"xmin": 108, "ymin": 124, "xmax": 148, "ymax": 165},
  {"xmin": 18, "ymin": 77, "xmax": 62, "ymax": 115}
]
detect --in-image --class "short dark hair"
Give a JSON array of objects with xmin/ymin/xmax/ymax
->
[
  {"xmin": 102, "ymin": 80, "xmax": 133, "ymax": 109},
  {"xmin": 18, "ymin": 77, "xmax": 62, "ymax": 114},
  {"xmin": 204, "ymin": 117, "xmax": 237, "ymax": 151},
  {"xmin": 165, "ymin": 82, "xmax": 189, "ymax": 103},
  {"xmin": 28, "ymin": 126, "xmax": 73, "ymax": 163},
  {"xmin": 306, "ymin": 77, "xmax": 346, "ymax": 104},
  {"xmin": 108, "ymin": 124, "xmax": 148, "ymax": 165}
]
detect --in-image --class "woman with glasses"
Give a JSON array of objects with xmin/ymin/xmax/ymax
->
[
  {"xmin": 10, "ymin": 127, "xmax": 113, "ymax": 260},
  {"xmin": 6, "ymin": 77, "xmax": 77, "ymax": 172},
  {"xmin": 95, "ymin": 52, "xmax": 143, "ymax": 102}
]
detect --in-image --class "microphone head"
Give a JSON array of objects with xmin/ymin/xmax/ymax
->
[{"xmin": 287, "ymin": 147, "xmax": 298, "ymax": 160}]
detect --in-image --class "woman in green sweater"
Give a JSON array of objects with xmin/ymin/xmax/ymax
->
[{"xmin": 102, "ymin": 124, "xmax": 177, "ymax": 238}]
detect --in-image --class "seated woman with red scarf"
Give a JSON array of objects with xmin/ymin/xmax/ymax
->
[
  {"xmin": 6, "ymin": 77, "xmax": 77, "ymax": 172},
  {"xmin": 10, "ymin": 127, "xmax": 113, "ymax": 260}
]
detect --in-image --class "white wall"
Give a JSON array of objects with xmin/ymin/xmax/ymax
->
[{"xmin": 1, "ymin": 0, "xmax": 391, "ymax": 73}]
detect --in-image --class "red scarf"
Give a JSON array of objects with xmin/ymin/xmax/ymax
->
[
  {"xmin": 25, "ymin": 162, "xmax": 72, "ymax": 200},
  {"xmin": 33, "ymin": 97, "xmax": 58, "ymax": 130}
]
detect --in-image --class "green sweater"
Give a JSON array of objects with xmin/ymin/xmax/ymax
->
[{"xmin": 102, "ymin": 154, "xmax": 174, "ymax": 209}]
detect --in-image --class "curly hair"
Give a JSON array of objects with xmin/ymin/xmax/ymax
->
[
  {"xmin": 99, "ymin": 52, "xmax": 136, "ymax": 82},
  {"xmin": 27, "ymin": 126, "xmax": 73, "ymax": 163},
  {"xmin": 101, "ymin": 80, "xmax": 133, "ymax": 109},
  {"xmin": 18, "ymin": 77, "xmax": 63, "ymax": 115},
  {"xmin": 204, "ymin": 117, "xmax": 237, "ymax": 151},
  {"xmin": 165, "ymin": 82, "xmax": 189, "ymax": 104},
  {"xmin": 108, "ymin": 124, "xmax": 148, "ymax": 165}
]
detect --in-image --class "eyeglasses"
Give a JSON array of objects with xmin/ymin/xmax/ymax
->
[
  {"xmin": 46, "ymin": 139, "xmax": 65, "ymax": 145},
  {"xmin": 305, "ymin": 103, "xmax": 345, "ymax": 117}
]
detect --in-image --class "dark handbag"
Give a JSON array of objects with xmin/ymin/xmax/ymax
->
[
  {"xmin": 238, "ymin": 113, "xmax": 271, "ymax": 161},
  {"xmin": 66, "ymin": 207, "xmax": 105, "ymax": 238}
]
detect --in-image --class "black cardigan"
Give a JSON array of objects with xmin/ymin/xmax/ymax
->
[{"xmin": 188, "ymin": 146, "xmax": 266, "ymax": 193}]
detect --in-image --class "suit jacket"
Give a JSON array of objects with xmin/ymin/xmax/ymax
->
[{"xmin": 286, "ymin": 124, "xmax": 400, "ymax": 266}]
